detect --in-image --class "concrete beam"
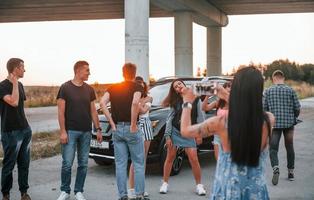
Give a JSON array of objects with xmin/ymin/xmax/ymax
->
[
  {"xmin": 151, "ymin": 0, "xmax": 228, "ymax": 26},
  {"xmin": 0, "ymin": 0, "xmax": 170, "ymax": 23}
]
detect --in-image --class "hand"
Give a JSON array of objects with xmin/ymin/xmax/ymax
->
[
  {"xmin": 96, "ymin": 130, "xmax": 103, "ymax": 143},
  {"xmin": 110, "ymin": 123, "xmax": 117, "ymax": 131},
  {"xmin": 130, "ymin": 125, "xmax": 138, "ymax": 133},
  {"xmin": 181, "ymin": 87, "xmax": 196, "ymax": 103},
  {"xmin": 60, "ymin": 130, "xmax": 68, "ymax": 144},
  {"xmin": 7, "ymin": 73, "xmax": 18, "ymax": 85},
  {"xmin": 196, "ymin": 137, "xmax": 203, "ymax": 145},
  {"xmin": 166, "ymin": 138, "xmax": 173, "ymax": 148}
]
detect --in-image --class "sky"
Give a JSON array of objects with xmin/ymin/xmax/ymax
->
[{"xmin": 0, "ymin": 13, "xmax": 313, "ymax": 86}]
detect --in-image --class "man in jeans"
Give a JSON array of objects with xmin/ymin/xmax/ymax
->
[
  {"xmin": 263, "ymin": 70, "xmax": 301, "ymax": 185},
  {"xmin": 56, "ymin": 61, "xmax": 102, "ymax": 200},
  {"xmin": 100, "ymin": 63, "xmax": 147, "ymax": 200},
  {"xmin": 0, "ymin": 58, "xmax": 32, "ymax": 200}
]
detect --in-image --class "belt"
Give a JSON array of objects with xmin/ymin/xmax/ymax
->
[{"xmin": 116, "ymin": 122, "xmax": 131, "ymax": 125}]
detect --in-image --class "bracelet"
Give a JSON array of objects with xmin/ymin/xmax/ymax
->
[{"xmin": 182, "ymin": 102, "xmax": 192, "ymax": 109}]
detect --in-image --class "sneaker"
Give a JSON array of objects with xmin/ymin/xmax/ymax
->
[
  {"xmin": 75, "ymin": 192, "xmax": 86, "ymax": 200},
  {"xmin": 288, "ymin": 169, "xmax": 295, "ymax": 181},
  {"xmin": 21, "ymin": 193, "xmax": 31, "ymax": 200},
  {"xmin": 57, "ymin": 191, "xmax": 70, "ymax": 200},
  {"xmin": 272, "ymin": 167, "xmax": 280, "ymax": 185},
  {"xmin": 195, "ymin": 184, "xmax": 206, "ymax": 196},
  {"xmin": 143, "ymin": 192, "xmax": 149, "ymax": 197},
  {"xmin": 128, "ymin": 188, "xmax": 136, "ymax": 199},
  {"xmin": 159, "ymin": 182, "xmax": 168, "ymax": 194},
  {"xmin": 118, "ymin": 196, "xmax": 128, "ymax": 200},
  {"xmin": 135, "ymin": 196, "xmax": 150, "ymax": 200},
  {"xmin": 2, "ymin": 194, "xmax": 10, "ymax": 200}
]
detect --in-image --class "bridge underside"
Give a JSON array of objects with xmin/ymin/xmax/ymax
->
[{"xmin": 1, "ymin": 0, "xmax": 313, "ymax": 24}]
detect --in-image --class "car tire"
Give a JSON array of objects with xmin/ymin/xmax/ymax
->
[
  {"xmin": 93, "ymin": 158, "xmax": 114, "ymax": 166},
  {"xmin": 159, "ymin": 138, "xmax": 185, "ymax": 176}
]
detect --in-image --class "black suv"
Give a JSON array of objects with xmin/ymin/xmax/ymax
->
[{"xmin": 89, "ymin": 76, "xmax": 232, "ymax": 175}]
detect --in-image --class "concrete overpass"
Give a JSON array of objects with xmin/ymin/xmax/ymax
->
[{"xmin": 1, "ymin": 0, "xmax": 314, "ymax": 81}]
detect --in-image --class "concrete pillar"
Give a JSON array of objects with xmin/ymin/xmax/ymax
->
[
  {"xmin": 175, "ymin": 11, "xmax": 193, "ymax": 76},
  {"xmin": 207, "ymin": 26, "xmax": 222, "ymax": 76},
  {"xmin": 125, "ymin": 0, "xmax": 149, "ymax": 82}
]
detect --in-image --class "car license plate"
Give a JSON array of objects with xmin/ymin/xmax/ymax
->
[{"xmin": 90, "ymin": 139, "xmax": 109, "ymax": 149}]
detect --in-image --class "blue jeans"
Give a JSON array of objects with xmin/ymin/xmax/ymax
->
[
  {"xmin": 60, "ymin": 130, "xmax": 91, "ymax": 194},
  {"xmin": 113, "ymin": 124, "xmax": 145, "ymax": 198},
  {"xmin": 1, "ymin": 127, "xmax": 32, "ymax": 195}
]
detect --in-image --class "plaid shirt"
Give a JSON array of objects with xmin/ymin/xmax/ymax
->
[{"xmin": 263, "ymin": 84, "xmax": 301, "ymax": 129}]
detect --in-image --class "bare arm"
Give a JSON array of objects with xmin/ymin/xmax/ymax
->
[
  {"xmin": 57, "ymin": 99, "xmax": 68, "ymax": 144},
  {"xmin": 139, "ymin": 101, "xmax": 151, "ymax": 114},
  {"xmin": 100, "ymin": 92, "xmax": 116, "ymax": 131},
  {"xmin": 201, "ymin": 96, "xmax": 217, "ymax": 112},
  {"xmin": 130, "ymin": 91, "xmax": 142, "ymax": 132},
  {"xmin": 3, "ymin": 74, "xmax": 19, "ymax": 107},
  {"xmin": 215, "ymin": 84, "xmax": 229, "ymax": 103},
  {"xmin": 91, "ymin": 100, "xmax": 103, "ymax": 143}
]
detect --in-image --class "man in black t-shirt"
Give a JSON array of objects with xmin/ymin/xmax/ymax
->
[
  {"xmin": 0, "ymin": 58, "xmax": 32, "ymax": 200},
  {"xmin": 56, "ymin": 61, "xmax": 102, "ymax": 200},
  {"xmin": 100, "ymin": 63, "xmax": 147, "ymax": 200}
]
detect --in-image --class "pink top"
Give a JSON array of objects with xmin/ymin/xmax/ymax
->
[{"xmin": 217, "ymin": 108, "xmax": 228, "ymax": 118}]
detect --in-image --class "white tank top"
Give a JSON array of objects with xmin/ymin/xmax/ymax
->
[{"xmin": 139, "ymin": 102, "xmax": 151, "ymax": 118}]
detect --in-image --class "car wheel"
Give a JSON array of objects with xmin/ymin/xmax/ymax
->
[
  {"xmin": 93, "ymin": 158, "xmax": 114, "ymax": 166},
  {"xmin": 159, "ymin": 138, "xmax": 185, "ymax": 176}
]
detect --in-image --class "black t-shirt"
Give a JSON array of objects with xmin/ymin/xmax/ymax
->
[
  {"xmin": 0, "ymin": 79, "xmax": 29, "ymax": 132},
  {"xmin": 57, "ymin": 81, "xmax": 96, "ymax": 132},
  {"xmin": 107, "ymin": 81, "xmax": 144, "ymax": 123}
]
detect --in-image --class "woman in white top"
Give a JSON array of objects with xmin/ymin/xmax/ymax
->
[{"xmin": 128, "ymin": 76, "xmax": 153, "ymax": 198}]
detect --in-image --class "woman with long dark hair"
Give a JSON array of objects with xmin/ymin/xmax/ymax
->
[
  {"xmin": 201, "ymin": 81, "xmax": 231, "ymax": 160},
  {"xmin": 180, "ymin": 66, "xmax": 275, "ymax": 199},
  {"xmin": 159, "ymin": 79, "xmax": 206, "ymax": 196}
]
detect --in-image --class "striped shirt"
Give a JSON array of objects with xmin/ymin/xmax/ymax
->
[{"xmin": 263, "ymin": 84, "xmax": 301, "ymax": 129}]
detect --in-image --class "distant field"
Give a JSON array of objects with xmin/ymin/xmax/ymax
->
[
  {"xmin": 24, "ymin": 81, "xmax": 314, "ymax": 108},
  {"xmin": 24, "ymin": 83, "xmax": 111, "ymax": 108}
]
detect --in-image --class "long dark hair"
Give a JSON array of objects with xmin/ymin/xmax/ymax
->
[
  {"xmin": 135, "ymin": 76, "xmax": 148, "ymax": 97},
  {"xmin": 162, "ymin": 79, "xmax": 186, "ymax": 108},
  {"xmin": 228, "ymin": 66, "xmax": 264, "ymax": 167}
]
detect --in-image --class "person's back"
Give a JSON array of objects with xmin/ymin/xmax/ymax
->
[
  {"xmin": 263, "ymin": 70, "xmax": 300, "ymax": 185},
  {"xmin": 264, "ymin": 84, "xmax": 299, "ymax": 129},
  {"xmin": 108, "ymin": 81, "xmax": 143, "ymax": 123},
  {"xmin": 211, "ymin": 117, "xmax": 271, "ymax": 200}
]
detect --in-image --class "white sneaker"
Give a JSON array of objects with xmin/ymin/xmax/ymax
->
[
  {"xmin": 159, "ymin": 182, "xmax": 168, "ymax": 194},
  {"xmin": 144, "ymin": 191, "xmax": 149, "ymax": 197},
  {"xmin": 75, "ymin": 192, "xmax": 86, "ymax": 200},
  {"xmin": 57, "ymin": 191, "xmax": 70, "ymax": 200},
  {"xmin": 128, "ymin": 188, "xmax": 136, "ymax": 199},
  {"xmin": 196, "ymin": 184, "xmax": 206, "ymax": 196}
]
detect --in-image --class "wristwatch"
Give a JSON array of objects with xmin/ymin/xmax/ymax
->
[
  {"xmin": 95, "ymin": 127, "xmax": 102, "ymax": 132},
  {"xmin": 182, "ymin": 102, "xmax": 193, "ymax": 109}
]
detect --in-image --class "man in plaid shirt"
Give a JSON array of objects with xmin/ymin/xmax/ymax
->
[{"xmin": 263, "ymin": 70, "xmax": 301, "ymax": 186}]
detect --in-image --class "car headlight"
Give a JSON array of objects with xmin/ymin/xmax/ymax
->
[{"xmin": 151, "ymin": 120, "xmax": 159, "ymax": 129}]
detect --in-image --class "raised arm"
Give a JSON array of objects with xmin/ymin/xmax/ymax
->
[
  {"xmin": 3, "ymin": 74, "xmax": 19, "ymax": 107},
  {"xmin": 201, "ymin": 95, "xmax": 217, "ymax": 112}
]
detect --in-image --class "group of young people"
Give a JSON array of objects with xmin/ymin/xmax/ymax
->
[{"xmin": 0, "ymin": 58, "xmax": 300, "ymax": 200}]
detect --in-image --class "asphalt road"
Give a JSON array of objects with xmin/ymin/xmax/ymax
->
[{"xmin": 2, "ymin": 98, "xmax": 314, "ymax": 200}]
